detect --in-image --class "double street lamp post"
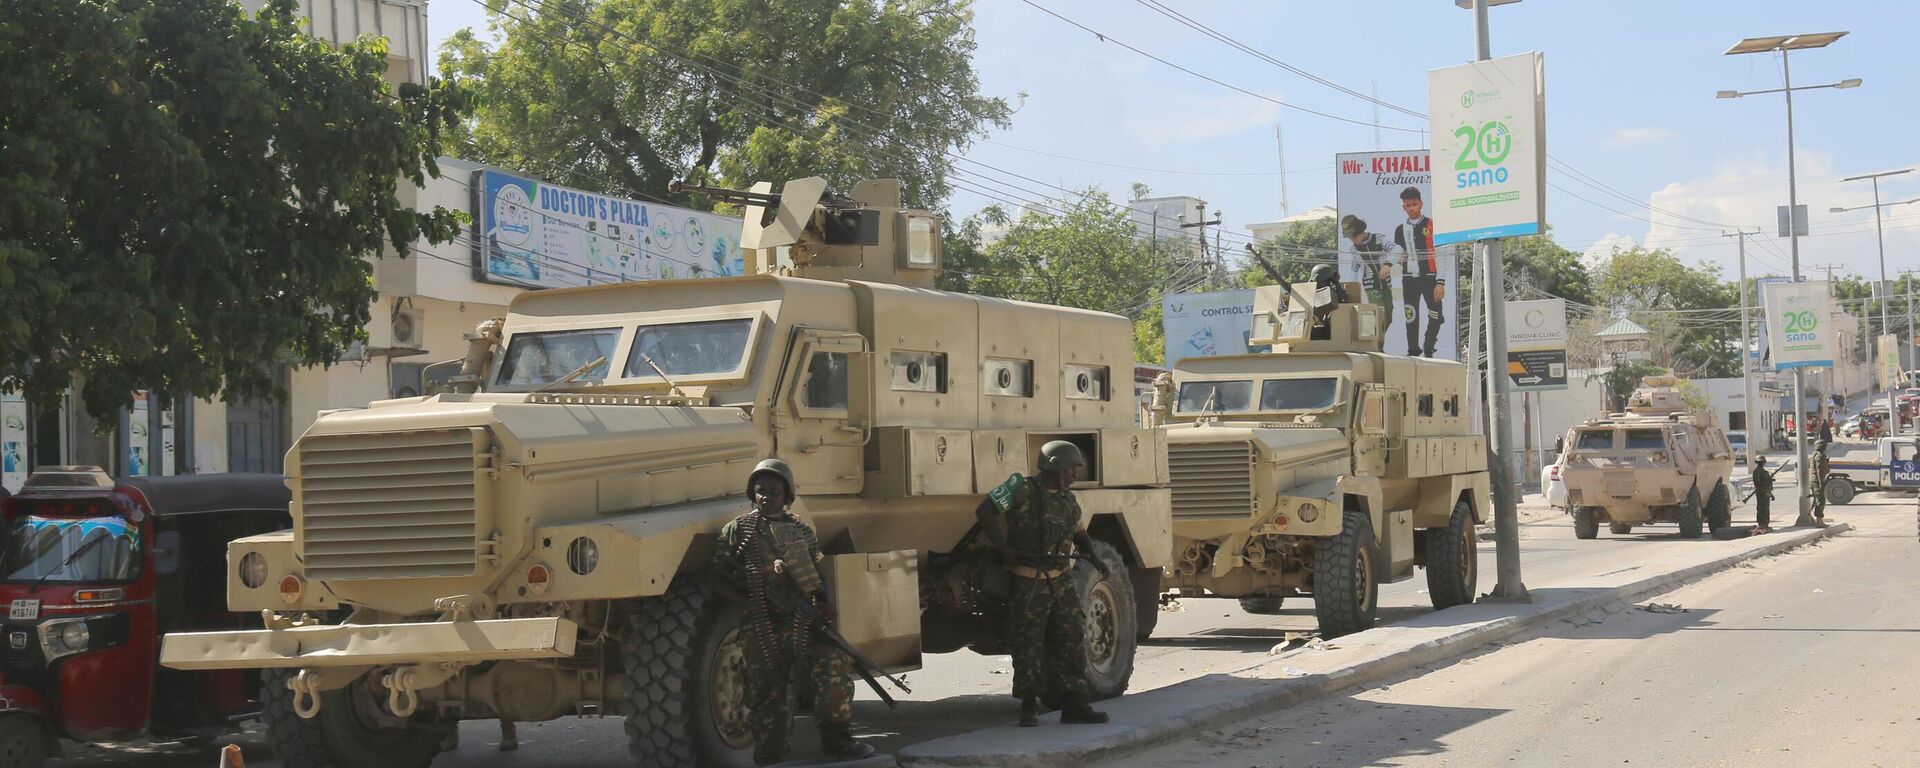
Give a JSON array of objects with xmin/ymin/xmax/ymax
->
[{"xmin": 1832, "ymin": 169, "xmax": 1919, "ymax": 435}]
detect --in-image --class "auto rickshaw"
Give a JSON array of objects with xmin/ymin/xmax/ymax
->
[{"xmin": 0, "ymin": 467, "xmax": 289, "ymax": 766}]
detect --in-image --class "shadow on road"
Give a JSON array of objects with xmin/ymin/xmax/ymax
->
[{"xmin": 1129, "ymin": 689, "xmax": 1507, "ymax": 768}]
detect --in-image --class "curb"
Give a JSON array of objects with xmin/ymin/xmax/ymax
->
[{"xmin": 900, "ymin": 522, "xmax": 1850, "ymax": 767}]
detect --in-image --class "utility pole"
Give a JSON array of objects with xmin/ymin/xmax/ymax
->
[
  {"xmin": 1836, "ymin": 167, "xmax": 1917, "ymax": 435},
  {"xmin": 1470, "ymin": 0, "xmax": 1527, "ymax": 601},
  {"xmin": 1179, "ymin": 207, "xmax": 1222, "ymax": 290},
  {"xmin": 1725, "ymin": 229, "xmax": 1761, "ymax": 468}
]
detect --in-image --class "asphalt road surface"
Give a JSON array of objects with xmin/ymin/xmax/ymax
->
[
  {"xmin": 62, "ymin": 473, "xmax": 1843, "ymax": 767},
  {"xmin": 1114, "ymin": 491, "xmax": 1915, "ymax": 768}
]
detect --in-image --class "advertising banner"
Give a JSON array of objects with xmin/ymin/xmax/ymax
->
[
  {"xmin": 1762, "ymin": 281, "xmax": 1833, "ymax": 370},
  {"xmin": 1877, "ymin": 334, "xmax": 1902, "ymax": 392},
  {"xmin": 1162, "ymin": 290, "xmax": 1260, "ymax": 366},
  {"xmin": 1504, "ymin": 298, "xmax": 1567, "ymax": 390},
  {"xmin": 1427, "ymin": 52, "xmax": 1547, "ymax": 245},
  {"xmin": 128, "ymin": 391, "xmax": 150, "ymax": 477},
  {"xmin": 475, "ymin": 169, "xmax": 744, "ymax": 288},
  {"xmin": 1335, "ymin": 150, "xmax": 1459, "ymax": 360},
  {"xmin": 1, "ymin": 393, "xmax": 26, "ymax": 492}
]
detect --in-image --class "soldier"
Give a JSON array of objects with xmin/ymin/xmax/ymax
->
[
  {"xmin": 712, "ymin": 459, "xmax": 874, "ymax": 765},
  {"xmin": 1309, "ymin": 264, "xmax": 1350, "ymax": 340},
  {"xmin": 1749, "ymin": 456, "xmax": 1774, "ymax": 534},
  {"xmin": 974, "ymin": 441, "xmax": 1111, "ymax": 728},
  {"xmin": 1811, "ymin": 440, "xmax": 1831, "ymax": 524}
]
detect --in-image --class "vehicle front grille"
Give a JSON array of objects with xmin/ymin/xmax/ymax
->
[
  {"xmin": 297, "ymin": 428, "xmax": 491, "ymax": 581},
  {"xmin": 1168, "ymin": 441, "xmax": 1255, "ymax": 519}
]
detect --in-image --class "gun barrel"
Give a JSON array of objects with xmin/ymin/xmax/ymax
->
[{"xmin": 669, "ymin": 179, "xmax": 782, "ymax": 208}]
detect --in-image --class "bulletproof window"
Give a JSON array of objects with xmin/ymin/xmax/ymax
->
[
  {"xmin": 495, "ymin": 328, "xmax": 618, "ymax": 388},
  {"xmin": 1442, "ymin": 395, "xmax": 1460, "ymax": 417},
  {"xmin": 1064, "ymin": 364, "xmax": 1109, "ymax": 401},
  {"xmin": 1624, "ymin": 429, "xmax": 1667, "ymax": 450},
  {"xmin": 889, "ymin": 351, "xmax": 947, "ymax": 393},
  {"xmin": 623, "ymin": 318, "xmax": 754, "ymax": 379},
  {"xmin": 802, "ymin": 351, "xmax": 850, "ymax": 411},
  {"xmin": 984, "ymin": 358, "xmax": 1034, "ymax": 398},
  {"xmin": 1177, "ymin": 381, "xmax": 1252, "ymax": 414},
  {"xmin": 1259, "ymin": 377, "xmax": 1339, "ymax": 411},
  {"xmin": 1416, "ymin": 394, "xmax": 1435, "ymax": 417},
  {"xmin": 1576, "ymin": 429, "xmax": 1615, "ymax": 451}
]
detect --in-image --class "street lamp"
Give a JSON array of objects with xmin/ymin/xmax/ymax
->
[
  {"xmin": 1833, "ymin": 168, "xmax": 1920, "ymax": 434},
  {"xmin": 1720, "ymin": 31, "xmax": 1857, "ymax": 527}
]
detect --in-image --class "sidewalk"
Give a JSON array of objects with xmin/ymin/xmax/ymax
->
[{"xmin": 898, "ymin": 521, "xmax": 1849, "ymax": 767}]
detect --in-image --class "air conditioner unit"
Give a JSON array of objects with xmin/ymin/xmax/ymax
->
[{"xmin": 390, "ymin": 308, "xmax": 426, "ymax": 349}]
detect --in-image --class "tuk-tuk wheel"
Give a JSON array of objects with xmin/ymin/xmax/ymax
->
[{"xmin": 0, "ymin": 715, "xmax": 51, "ymax": 768}]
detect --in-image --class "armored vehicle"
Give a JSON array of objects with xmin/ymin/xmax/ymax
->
[
  {"xmin": 1148, "ymin": 281, "xmax": 1489, "ymax": 637},
  {"xmin": 1559, "ymin": 375, "xmax": 1735, "ymax": 539},
  {"xmin": 158, "ymin": 177, "xmax": 1170, "ymax": 767}
]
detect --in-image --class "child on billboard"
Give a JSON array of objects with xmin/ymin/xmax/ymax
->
[
  {"xmin": 1392, "ymin": 187, "xmax": 1445, "ymax": 358},
  {"xmin": 1340, "ymin": 214, "xmax": 1395, "ymax": 339}
]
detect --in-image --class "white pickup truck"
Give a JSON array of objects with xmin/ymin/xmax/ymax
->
[{"xmin": 1823, "ymin": 436, "xmax": 1920, "ymax": 505}]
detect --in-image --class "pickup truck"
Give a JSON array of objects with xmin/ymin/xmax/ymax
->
[{"xmin": 1823, "ymin": 436, "xmax": 1920, "ymax": 505}]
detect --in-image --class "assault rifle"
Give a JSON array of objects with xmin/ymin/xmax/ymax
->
[{"xmin": 710, "ymin": 575, "xmax": 913, "ymax": 708}]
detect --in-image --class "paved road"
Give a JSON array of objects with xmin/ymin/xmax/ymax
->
[
  {"xmin": 1113, "ymin": 491, "xmax": 1916, "ymax": 768},
  {"xmin": 63, "ymin": 483, "xmax": 1826, "ymax": 768}
]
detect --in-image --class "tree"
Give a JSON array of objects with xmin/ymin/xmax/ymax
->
[
  {"xmin": 439, "ymin": 0, "xmax": 1011, "ymax": 210},
  {"xmin": 0, "ymin": 0, "xmax": 469, "ymax": 419},
  {"xmin": 1502, "ymin": 229, "xmax": 1595, "ymax": 306},
  {"xmin": 1593, "ymin": 247, "xmax": 1740, "ymax": 378},
  {"xmin": 1603, "ymin": 360, "xmax": 1668, "ymax": 411},
  {"xmin": 1238, "ymin": 216, "xmax": 1335, "ymax": 288}
]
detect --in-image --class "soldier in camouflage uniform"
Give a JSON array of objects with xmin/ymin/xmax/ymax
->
[
  {"xmin": 712, "ymin": 458, "xmax": 874, "ymax": 765},
  {"xmin": 1811, "ymin": 440, "xmax": 1830, "ymax": 523},
  {"xmin": 974, "ymin": 441, "xmax": 1112, "ymax": 727}
]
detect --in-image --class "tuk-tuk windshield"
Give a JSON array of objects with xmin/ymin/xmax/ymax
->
[{"xmin": 0, "ymin": 516, "xmax": 141, "ymax": 584}]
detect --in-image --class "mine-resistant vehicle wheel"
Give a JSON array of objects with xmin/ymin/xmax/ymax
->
[
  {"xmin": 1573, "ymin": 507, "xmax": 1600, "ymax": 540},
  {"xmin": 1425, "ymin": 498, "xmax": 1477, "ymax": 610},
  {"xmin": 0, "ymin": 714, "xmax": 50, "ymax": 768},
  {"xmin": 1677, "ymin": 486, "xmax": 1704, "ymax": 539},
  {"xmin": 623, "ymin": 580, "xmax": 755, "ymax": 768},
  {"xmin": 260, "ymin": 668, "xmax": 445, "ymax": 768},
  {"xmin": 1824, "ymin": 476, "xmax": 1856, "ymax": 506},
  {"xmin": 1706, "ymin": 480, "xmax": 1733, "ymax": 529},
  {"xmin": 1609, "ymin": 522, "xmax": 1634, "ymax": 535},
  {"xmin": 1314, "ymin": 510, "xmax": 1380, "ymax": 638},
  {"xmin": 1238, "ymin": 596, "xmax": 1286, "ymax": 614},
  {"xmin": 1076, "ymin": 540, "xmax": 1137, "ymax": 700}
]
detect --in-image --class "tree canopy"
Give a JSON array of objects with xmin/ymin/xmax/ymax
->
[
  {"xmin": 439, "ymin": 0, "xmax": 1011, "ymax": 210},
  {"xmin": 1591, "ymin": 246, "xmax": 1740, "ymax": 378},
  {"xmin": 0, "ymin": 0, "xmax": 469, "ymax": 419}
]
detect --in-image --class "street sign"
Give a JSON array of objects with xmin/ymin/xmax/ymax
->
[
  {"xmin": 1776, "ymin": 204, "xmax": 1809, "ymax": 238},
  {"xmin": 1427, "ymin": 52, "xmax": 1547, "ymax": 245},
  {"xmin": 1762, "ymin": 280, "xmax": 1834, "ymax": 370},
  {"xmin": 1503, "ymin": 298, "xmax": 1567, "ymax": 390}
]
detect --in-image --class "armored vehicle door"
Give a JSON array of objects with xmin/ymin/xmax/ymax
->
[
  {"xmin": 1353, "ymin": 384, "xmax": 1398, "ymax": 477},
  {"xmin": 774, "ymin": 328, "xmax": 871, "ymax": 495}
]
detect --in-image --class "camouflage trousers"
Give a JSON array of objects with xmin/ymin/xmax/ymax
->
[
  {"xmin": 1007, "ymin": 573, "xmax": 1089, "ymax": 702},
  {"xmin": 743, "ymin": 617, "xmax": 856, "ymax": 762},
  {"xmin": 1362, "ymin": 285, "xmax": 1394, "ymax": 331}
]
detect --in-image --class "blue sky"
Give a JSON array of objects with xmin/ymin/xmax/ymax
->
[{"xmin": 425, "ymin": 0, "xmax": 1920, "ymax": 279}]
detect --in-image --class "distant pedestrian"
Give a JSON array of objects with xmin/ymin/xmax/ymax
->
[
  {"xmin": 1811, "ymin": 440, "xmax": 1831, "ymax": 524},
  {"xmin": 1819, "ymin": 416, "xmax": 1833, "ymax": 445},
  {"xmin": 1749, "ymin": 456, "xmax": 1774, "ymax": 534}
]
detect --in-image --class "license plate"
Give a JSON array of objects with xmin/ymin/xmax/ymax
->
[{"xmin": 8, "ymin": 600, "xmax": 39, "ymax": 621}]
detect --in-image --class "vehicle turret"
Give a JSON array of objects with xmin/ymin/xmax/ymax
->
[
  {"xmin": 1247, "ymin": 280, "xmax": 1389, "ymax": 353},
  {"xmin": 671, "ymin": 177, "xmax": 943, "ymax": 289}
]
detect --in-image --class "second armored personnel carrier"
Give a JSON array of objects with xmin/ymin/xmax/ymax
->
[
  {"xmin": 1559, "ymin": 375, "xmax": 1736, "ymax": 539},
  {"xmin": 158, "ymin": 177, "xmax": 1170, "ymax": 767},
  {"xmin": 1149, "ymin": 281, "xmax": 1490, "ymax": 637}
]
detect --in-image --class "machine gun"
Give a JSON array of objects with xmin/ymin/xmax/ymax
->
[
  {"xmin": 708, "ymin": 568, "xmax": 913, "ymax": 708},
  {"xmin": 667, "ymin": 179, "xmax": 784, "ymax": 209},
  {"xmin": 671, "ymin": 179, "xmax": 879, "ymax": 247}
]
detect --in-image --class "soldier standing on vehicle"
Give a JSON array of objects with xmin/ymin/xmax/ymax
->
[
  {"xmin": 1811, "ymin": 440, "xmax": 1831, "ymax": 524},
  {"xmin": 1750, "ymin": 456, "xmax": 1774, "ymax": 534},
  {"xmin": 974, "ymin": 441, "xmax": 1111, "ymax": 728},
  {"xmin": 713, "ymin": 459, "xmax": 874, "ymax": 765},
  {"xmin": 1309, "ymin": 264, "xmax": 1350, "ymax": 340}
]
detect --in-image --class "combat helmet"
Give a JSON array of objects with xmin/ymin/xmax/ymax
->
[
  {"xmin": 1311, "ymin": 263, "xmax": 1339, "ymax": 285},
  {"xmin": 1037, "ymin": 440, "xmax": 1087, "ymax": 473},
  {"xmin": 746, "ymin": 458, "xmax": 797, "ymax": 506}
]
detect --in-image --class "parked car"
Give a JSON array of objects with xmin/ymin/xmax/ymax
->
[
  {"xmin": 1727, "ymin": 430, "xmax": 1748, "ymax": 457},
  {"xmin": 0, "ymin": 468, "xmax": 290, "ymax": 766},
  {"xmin": 1842, "ymin": 416, "xmax": 1862, "ymax": 439},
  {"xmin": 1541, "ymin": 455, "xmax": 1567, "ymax": 508}
]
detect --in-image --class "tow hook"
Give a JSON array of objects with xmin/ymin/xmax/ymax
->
[{"xmin": 289, "ymin": 670, "xmax": 324, "ymax": 719}]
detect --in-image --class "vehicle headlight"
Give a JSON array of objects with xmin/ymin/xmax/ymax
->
[
  {"xmin": 59, "ymin": 622, "xmax": 89, "ymax": 651},
  {"xmin": 239, "ymin": 552, "xmax": 269, "ymax": 589},
  {"xmin": 567, "ymin": 537, "xmax": 599, "ymax": 576}
]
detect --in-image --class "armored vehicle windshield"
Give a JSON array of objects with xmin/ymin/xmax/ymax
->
[{"xmin": 1173, "ymin": 375, "xmax": 1344, "ymax": 417}]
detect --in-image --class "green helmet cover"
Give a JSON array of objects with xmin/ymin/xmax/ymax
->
[
  {"xmin": 1037, "ymin": 440, "xmax": 1087, "ymax": 472},
  {"xmin": 747, "ymin": 458, "xmax": 797, "ymax": 505}
]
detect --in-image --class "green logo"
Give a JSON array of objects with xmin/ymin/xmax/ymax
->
[
  {"xmin": 1461, "ymin": 91, "xmax": 1474, "ymax": 108},
  {"xmin": 1784, "ymin": 310, "xmax": 1819, "ymax": 334}
]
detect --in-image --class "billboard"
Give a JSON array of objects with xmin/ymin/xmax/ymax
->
[
  {"xmin": 1162, "ymin": 290, "xmax": 1261, "ymax": 366},
  {"xmin": 475, "ymin": 169, "xmax": 744, "ymax": 289},
  {"xmin": 1428, "ymin": 52, "xmax": 1547, "ymax": 245},
  {"xmin": 1335, "ymin": 149, "xmax": 1459, "ymax": 360},
  {"xmin": 1762, "ymin": 280, "xmax": 1833, "ymax": 370},
  {"xmin": 1, "ymin": 393, "xmax": 25, "ymax": 493},
  {"xmin": 1504, "ymin": 298, "xmax": 1567, "ymax": 390}
]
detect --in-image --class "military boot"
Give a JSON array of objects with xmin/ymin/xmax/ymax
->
[
  {"xmin": 1059, "ymin": 698, "xmax": 1109, "ymax": 725},
  {"xmin": 819, "ymin": 722, "xmax": 876, "ymax": 761},
  {"xmin": 1018, "ymin": 697, "xmax": 1040, "ymax": 727}
]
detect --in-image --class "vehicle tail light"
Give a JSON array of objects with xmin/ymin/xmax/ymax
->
[
  {"xmin": 72, "ymin": 589, "xmax": 123, "ymax": 604},
  {"xmin": 526, "ymin": 563, "xmax": 552, "ymax": 596}
]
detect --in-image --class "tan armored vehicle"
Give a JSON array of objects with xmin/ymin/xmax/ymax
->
[
  {"xmin": 1147, "ymin": 281, "xmax": 1490, "ymax": 637},
  {"xmin": 158, "ymin": 177, "xmax": 1171, "ymax": 767},
  {"xmin": 1559, "ymin": 375, "xmax": 1735, "ymax": 539}
]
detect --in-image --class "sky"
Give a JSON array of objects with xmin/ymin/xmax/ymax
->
[{"xmin": 423, "ymin": 0, "xmax": 1920, "ymax": 283}]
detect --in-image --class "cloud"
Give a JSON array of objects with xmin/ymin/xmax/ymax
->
[
  {"xmin": 1606, "ymin": 128, "xmax": 1676, "ymax": 146},
  {"xmin": 1583, "ymin": 233, "xmax": 1637, "ymax": 263}
]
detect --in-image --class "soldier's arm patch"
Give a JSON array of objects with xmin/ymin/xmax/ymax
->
[{"xmin": 987, "ymin": 473, "xmax": 1026, "ymax": 515}]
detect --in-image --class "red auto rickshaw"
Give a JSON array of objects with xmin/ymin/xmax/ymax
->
[{"xmin": 0, "ymin": 467, "xmax": 289, "ymax": 766}]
